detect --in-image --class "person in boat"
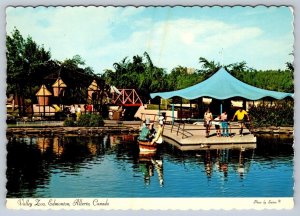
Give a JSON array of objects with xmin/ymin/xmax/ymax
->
[
  {"xmin": 148, "ymin": 123, "xmax": 156, "ymax": 141},
  {"xmin": 138, "ymin": 118, "xmax": 151, "ymax": 141},
  {"xmin": 151, "ymin": 117, "xmax": 164, "ymax": 144}
]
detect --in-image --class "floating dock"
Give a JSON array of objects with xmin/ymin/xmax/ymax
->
[{"xmin": 162, "ymin": 123, "xmax": 257, "ymax": 151}]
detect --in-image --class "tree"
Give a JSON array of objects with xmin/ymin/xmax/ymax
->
[
  {"xmin": 7, "ymin": 28, "xmax": 109, "ymax": 117},
  {"xmin": 6, "ymin": 28, "xmax": 51, "ymax": 116},
  {"xmin": 103, "ymin": 52, "xmax": 167, "ymax": 103},
  {"xmin": 198, "ymin": 57, "xmax": 221, "ymax": 79},
  {"xmin": 166, "ymin": 66, "xmax": 202, "ymax": 90}
]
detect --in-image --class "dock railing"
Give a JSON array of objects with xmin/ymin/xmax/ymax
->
[
  {"xmin": 140, "ymin": 113, "xmax": 254, "ymax": 139},
  {"xmin": 140, "ymin": 112, "xmax": 193, "ymax": 139}
]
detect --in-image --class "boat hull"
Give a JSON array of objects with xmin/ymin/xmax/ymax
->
[{"xmin": 138, "ymin": 140, "xmax": 157, "ymax": 154}]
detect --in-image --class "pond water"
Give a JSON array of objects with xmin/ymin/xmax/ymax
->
[{"xmin": 6, "ymin": 133, "xmax": 293, "ymax": 198}]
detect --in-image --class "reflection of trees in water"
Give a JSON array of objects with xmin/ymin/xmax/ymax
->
[
  {"xmin": 255, "ymin": 134, "xmax": 293, "ymax": 157},
  {"xmin": 6, "ymin": 135, "xmax": 109, "ymax": 197},
  {"xmin": 110, "ymin": 134, "xmax": 139, "ymax": 163},
  {"xmin": 52, "ymin": 135, "xmax": 111, "ymax": 173},
  {"xmin": 6, "ymin": 136, "xmax": 51, "ymax": 198}
]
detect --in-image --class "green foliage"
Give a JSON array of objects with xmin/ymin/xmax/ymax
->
[
  {"xmin": 248, "ymin": 102, "xmax": 294, "ymax": 127},
  {"xmin": 6, "ymin": 28, "xmax": 110, "ymax": 116},
  {"xmin": 63, "ymin": 117, "xmax": 75, "ymax": 127},
  {"xmin": 102, "ymin": 52, "xmax": 168, "ymax": 103},
  {"xmin": 77, "ymin": 114, "xmax": 104, "ymax": 127},
  {"xmin": 167, "ymin": 66, "xmax": 202, "ymax": 90},
  {"xmin": 237, "ymin": 70, "xmax": 294, "ymax": 93}
]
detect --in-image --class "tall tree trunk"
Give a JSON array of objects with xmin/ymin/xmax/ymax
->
[
  {"xmin": 29, "ymin": 81, "xmax": 34, "ymax": 118},
  {"xmin": 20, "ymin": 85, "xmax": 26, "ymax": 116},
  {"xmin": 15, "ymin": 83, "xmax": 21, "ymax": 117}
]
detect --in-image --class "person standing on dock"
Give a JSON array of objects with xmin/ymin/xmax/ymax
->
[
  {"xmin": 214, "ymin": 115, "xmax": 221, "ymax": 137},
  {"xmin": 76, "ymin": 105, "xmax": 82, "ymax": 121},
  {"xmin": 232, "ymin": 106, "xmax": 250, "ymax": 137},
  {"xmin": 204, "ymin": 108, "xmax": 213, "ymax": 138},
  {"xmin": 70, "ymin": 105, "xmax": 76, "ymax": 121},
  {"xmin": 221, "ymin": 111, "xmax": 229, "ymax": 137}
]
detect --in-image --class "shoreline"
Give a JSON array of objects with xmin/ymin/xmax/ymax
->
[{"xmin": 6, "ymin": 125, "xmax": 293, "ymax": 136}]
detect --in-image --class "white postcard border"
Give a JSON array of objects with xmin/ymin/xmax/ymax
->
[{"xmin": 6, "ymin": 198, "xmax": 294, "ymax": 210}]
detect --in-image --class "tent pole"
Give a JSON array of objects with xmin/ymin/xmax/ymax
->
[
  {"xmin": 180, "ymin": 98, "xmax": 183, "ymax": 122},
  {"xmin": 220, "ymin": 101, "xmax": 223, "ymax": 115},
  {"xmin": 172, "ymin": 99, "xmax": 174, "ymax": 125},
  {"xmin": 189, "ymin": 100, "xmax": 192, "ymax": 119},
  {"xmin": 243, "ymin": 99, "xmax": 246, "ymax": 110},
  {"xmin": 198, "ymin": 98, "xmax": 200, "ymax": 121},
  {"xmin": 158, "ymin": 98, "xmax": 161, "ymax": 119}
]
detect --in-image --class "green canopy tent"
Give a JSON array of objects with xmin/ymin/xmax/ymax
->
[{"xmin": 150, "ymin": 67, "xmax": 293, "ymax": 122}]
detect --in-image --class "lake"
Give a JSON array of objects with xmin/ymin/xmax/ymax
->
[{"xmin": 6, "ymin": 133, "xmax": 293, "ymax": 198}]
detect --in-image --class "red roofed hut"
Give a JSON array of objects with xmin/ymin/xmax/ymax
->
[
  {"xmin": 87, "ymin": 80, "xmax": 100, "ymax": 102},
  {"xmin": 52, "ymin": 77, "xmax": 67, "ymax": 97},
  {"xmin": 36, "ymin": 85, "xmax": 52, "ymax": 105}
]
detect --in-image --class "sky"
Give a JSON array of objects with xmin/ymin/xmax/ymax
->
[{"xmin": 6, "ymin": 6, "xmax": 294, "ymax": 74}]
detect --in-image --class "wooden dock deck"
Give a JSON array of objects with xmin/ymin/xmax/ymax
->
[{"xmin": 162, "ymin": 123, "xmax": 257, "ymax": 151}]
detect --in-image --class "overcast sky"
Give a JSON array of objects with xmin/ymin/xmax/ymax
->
[{"xmin": 6, "ymin": 6, "xmax": 294, "ymax": 73}]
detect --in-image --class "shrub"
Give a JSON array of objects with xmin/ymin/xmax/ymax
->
[
  {"xmin": 248, "ymin": 102, "xmax": 294, "ymax": 127},
  {"xmin": 89, "ymin": 114, "xmax": 104, "ymax": 127},
  {"xmin": 77, "ymin": 114, "xmax": 104, "ymax": 127},
  {"xmin": 63, "ymin": 117, "xmax": 75, "ymax": 127}
]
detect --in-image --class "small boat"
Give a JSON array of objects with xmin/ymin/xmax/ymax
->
[{"xmin": 138, "ymin": 140, "xmax": 157, "ymax": 154}]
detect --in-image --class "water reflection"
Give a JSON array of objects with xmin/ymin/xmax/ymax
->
[
  {"xmin": 6, "ymin": 134, "xmax": 293, "ymax": 198},
  {"xmin": 138, "ymin": 154, "xmax": 164, "ymax": 186},
  {"xmin": 196, "ymin": 147, "xmax": 254, "ymax": 180}
]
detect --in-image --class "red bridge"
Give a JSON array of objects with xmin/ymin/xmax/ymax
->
[{"xmin": 112, "ymin": 89, "xmax": 143, "ymax": 107}]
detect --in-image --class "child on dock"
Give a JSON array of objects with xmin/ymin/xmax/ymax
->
[
  {"xmin": 214, "ymin": 115, "xmax": 221, "ymax": 137},
  {"xmin": 221, "ymin": 111, "xmax": 229, "ymax": 137}
]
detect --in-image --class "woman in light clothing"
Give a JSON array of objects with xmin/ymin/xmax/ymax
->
[
  {"xmin": 76, "ymin": 105, "xmax": 81, "ymax": 121},
  {"xmin": 151, "ymin": 118, "xmax": 164, "ymax": 144},
  {"xmin": 204, "ymin": 108, "xmax": 213, "ymax": 138}
]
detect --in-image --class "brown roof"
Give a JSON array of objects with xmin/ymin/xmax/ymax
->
[
  {"xmin": 36, "ymin": 85, "xmax": 52, "ymax": 96},
  {"xmin": 52, "ymin": 77, "xmax": 67, "ymax": 88},
  {"xmin": 88, "ymin": 80, "xmax": 100, "ymax": 91}
]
